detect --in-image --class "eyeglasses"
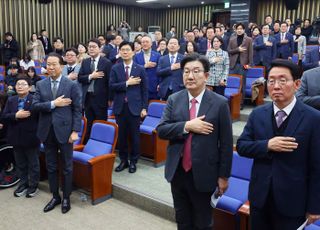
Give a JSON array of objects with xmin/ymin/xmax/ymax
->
[
  {"xmin": 16, "ymin": 83, "xmax": 29, "ymax": 87},
  {"xmin": 65, "ymin": 54, "xmax": 76, "ymax": 57},
  {"xmin": 88, "ymin": 45, "xmax": 99, "ymax": 49},
  {"xmin": 267, "ymin": 78, "xmax": 293, "ymax": 86},
  {"xmin": 183, "ymin": 69, "xmax": 204, "ymax": 76}
]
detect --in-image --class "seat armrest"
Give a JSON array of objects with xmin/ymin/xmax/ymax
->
[
  {"xmin": 238, "ymin": 201, "xmax": 250, "ymax": 216},
  {"xmin": 73, "ymin": 145, "xmax": 85, "ymax": 151},
  {"xmin": 88, "ymin": 153, "xmax": 116, "ymax": 165}
]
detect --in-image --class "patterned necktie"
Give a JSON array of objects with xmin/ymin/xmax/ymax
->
[
  {"xmin": 170, "ymin": 55, "xmax": 175, "ymax": 65},
  {"xmin": 183, "ymin": 98, "xmax": 198, "ymax": 172},
  {"xmin": 52, "ymin": 80, "xmax": 58, "ymax": 98},
  {"xmin": 276, "ymin": 110, "xmax": 286, "ymax": 128},
  {"xmin": 125, "ymin": 66, "xmax": 129, "ymax": 80},
  {"xmin": 90, "ymin": 59, "xmax": 95, "ymax": 73}
]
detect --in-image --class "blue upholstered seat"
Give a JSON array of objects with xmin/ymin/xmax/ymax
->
[
  {"xmin": 224, "ymin": 76, "xmax": 241, "ymax": 99},
  {"xmin": 292, "ymin": 53, "xmax": 299, "ymax": 65},
  {"xmin": 34, "ymin": 66, "xmax": 42, "ymax": 75},
  {"xmin": 34, "ymin": 60, "xmax": 41, "ymax": 66},
  {"xmin": 306, "ymin": 223, "xmax": 320, "ymax": 230},
  {"xmin": 0, "ymin": 66, "xmax": 5, "ymax": 74},
  {"xmin": 215, "ymin": 152, "xmax": 253, "ymax": 214},
  {"xmin": 245, "ymin": 67, "xmax": 264, "ymax": 97},
  {"xmin": 73, "ymin": 118, "xmax": 85, "ymax": 145},
  {"xmin": 140, "ymin": 102, "xmax": 166, "ymax": 135},
  {"xmin": 73, "ymin": 122, "xmax": 115, "ymax": 164}
]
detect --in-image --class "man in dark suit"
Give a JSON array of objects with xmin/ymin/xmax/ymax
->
[
  {"xmin": 237, "ymin": 59, "xmax": 320, "ymax": 229},
  {"xmin": 275, "ymin": 22, "xmax": 294, "ymax": 59},
  {"xmin": 157, "ymin": 37, "xmax": 184, "ymax": 100},
  {"xmin": 33, "ymin": 53, "xmax": 82, "ymax": 213},
  {"xmin": 2, "ymin": 76, "xmax": 40, "ymax": 198},
  {"xmin": 157, "ymin": 53, "xmax": 233, "ymax": 229},
  {"xmin": 151, "ymin": 30, "xmax": 162, "ymax": 51},
  {"xmin": 253, "ymin": 24, "xmax": 277, "ymax": 71},
  {"xmin": 296, "ymin": 66, "xmax": 320, "ymax": 110},
  {"xmin": 198, "ymin": 27, "xmax": 215, "ymax": 55},
  {"xmin": 214, "ymin": 26, "xmax": 229, "ymax": 51},
  {"xmin": 134, "ymin": 35, "xmax": 161, "ymax": 100},
  {"xmin": 38, "ymin": 29, "xmax": 53, "ymax": 55},
  {"xmin": 78, "ymin": 38, "xmax": 112, "ymax": 141},
  {"xmin": 108, "ymin": 35, "xmax": 123, "ymax": 64},
  {"xmin": 110, "ymin": 41, "xmax": 148, "ymax": 173},
  {"xmin": 103, "ymin": 34, "xmax": 116, "ymax": 60}
]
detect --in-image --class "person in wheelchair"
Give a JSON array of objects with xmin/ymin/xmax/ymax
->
[{"xmin": 0, "ymin": 92, "xmax": 20, "ymax": 188}]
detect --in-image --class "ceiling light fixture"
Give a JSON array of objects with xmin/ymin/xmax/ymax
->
[
  {"xmin": 136, "ymin": 0, "xmax": 157, "ymax": 3},
  {"xmin": 168, "ymin": 4, "xmax": 171, "ymax": 7},
  {"xmin": 201, "ymin": 1, "xmax": 205, "ymax": 4}
]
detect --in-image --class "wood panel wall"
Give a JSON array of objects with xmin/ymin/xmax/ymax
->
[{"xmin": 256, "ymin": 0, "xmax": 320, "ymax": 25}]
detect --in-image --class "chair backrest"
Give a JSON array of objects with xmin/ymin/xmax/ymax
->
[
  {"xmin": 74, "ymin": 117, "xmax": 87, "ymax": 145},
  {"xmin": 83, "ymin": 121, "xmax": 118, "ymax": 157},
  {"xmin": 224, "ymin": 74, "xmax": 242, "ymax": 99},
  {"xmin": 245, "ymin": 66, "xmax": 265, "ymax": 96},
  {"xmin": 306, "ymin": 45, "xmax": 319, "ymax": 52},
  {"xmin": 34, "ymin": 66, "xmax": 42, "ymax": 75},
  {"xmin": 292, "ymin": 53, "xmax": 299, "ymax": 65},
  {"xmin": 141, "ymin": 102, "xmax": 166, "ymax": 128},
  {"xmin": 0, "ymin": 74, "xmax": 4, "ymax": 81},
  {"xmin": 34, "ymin": 60, "xmax": 41, "ymax": 66},
  {"xmin": 0, "ymin": 65, "xmax": 5, "ymax": 75}
]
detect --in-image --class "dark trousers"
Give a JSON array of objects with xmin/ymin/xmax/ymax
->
[
  {"xmin": 171, "ymin": 161, "xmax": 213, "ymax": 230},
  {"xmin": 0, "ymin": 143, "xmax": 15, "ymax": 170},
  {"xmin": 115, "ymin": 103, "xmax": 140, "ymax": 163},
  {"xmin": 162, "ymin": 89, "xmax": 173, "ymax": 101},
  {"xmin": 230, "ymin": 63, "xmax": 247, "ymax": 105},
  {"xmin": 212, "ymin": 85, "xmax": 226, "ymax": 96},
  {"xmin": 148, "ymin": 91, "xmax": 159, "ymax": 100},
  {"xmin": 84, "ymin": 93, "xmax": 107, "ymax": 142},
  {"xmin": 13, "ymin": 146, "xmax": 40, "ymax": 188},
  {"xmin": 44, "ymin": 127, "xmax": 73, "ymax": 198},
  {"xmin": 250, "ymin": 186, "xmax": 305, "ymax": 230}
]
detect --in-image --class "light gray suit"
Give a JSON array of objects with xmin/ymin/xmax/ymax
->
[{"xmin": 296, "ymin": 67, "xmax": 320, "ymax": 110}]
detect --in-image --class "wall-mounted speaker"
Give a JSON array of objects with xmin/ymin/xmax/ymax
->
[
  {"xmin": 39, "ymin": 0, "xmax": 52, "ymax": 4},
  {"xmin": 284, "ymin": 0, "xmax": 299, "ymax": 10}
]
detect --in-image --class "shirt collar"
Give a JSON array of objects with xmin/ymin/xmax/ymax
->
[
  {"xmin": 188, "ymin": 88, "xmax": 206, "ymax": 105},
  {"xmin": 273, "ymin": 96, "xmax": 296, "ymax": 116},
  {"xmin": 92, "ymin": 55, "xmax": 100, "ymax": 63},
  {"xmin": 67, "ymin": 64, "xmax": 77, "ymax": 68},
  {"xmin": 51, "ymin": 75, "xmax": 62, "ymax": 83},
  {"xmin": 123, "ymin": 61, "xmax": 133, "ymax": 69}
]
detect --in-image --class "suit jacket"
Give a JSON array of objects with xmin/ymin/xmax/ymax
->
[
  {"xmin": 151, "ymin": 41, "xmax": 158, "ymax": 51},
  {"xmin": 236, "ymin": 100, "xmax": 320, "ymax": 217},
  {"xmin": 38, "ymin": 36, "xmax": 53, "ymax": 54},
  {"xmin": 156, "ymin": 53, "xmax": 184, "ymax": 99},
  {"xmin": 302, "ymin": 48, "xmax": 320, "ymax": 70},
  {"xmin": 134, "ymin": 51, "xmax": 161, "ymax": 94},
  {"xmin": 78, "ymin": 56, "xmax": 112, "ymax": 106},
  {"xmin": 108, "ymin": 47, "xmax": 122, "ymax": 64},
  {"xmin": 32, "ymin": 76, "xmax": 82, "ymax": 144},
  {"xmin": 103, "ymin": 43, "xmax": 114, "ymax": 60},
  {"xmin": 296, "ymin": 67, "xmax": 320, "ymax": 110},
  {"xmin": 253, "ymin": 35, "xmax": 277, "ymax": 69},
  {"xmin": 198, "ymin": 38, "xmax": 210, "ymax": 55},
  {"xmin": 109, "ymin": 62, "xmax": 148, "ymax": 116},
  {"xmin": 221, "ymin": 34, "xmax": 230, "ymax": 51},
  {"xmin": 2, "ymin": 94, "xmax": 39, "ymax": 147},
  {"xmin": 228, "ymin": 34, "xmax": 253, "ymax": 69},
  {"xmin": 275, "ymin": 32, "xmax": 294, "ymax": 59},
  {"xmin": 156, "ymin": 89, "xmax": 233, "ymax": 192}
]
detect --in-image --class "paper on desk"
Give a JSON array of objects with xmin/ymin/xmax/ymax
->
[{"xmin": 297, "ymin": 219, "xmax": 308, "ymax": 230}]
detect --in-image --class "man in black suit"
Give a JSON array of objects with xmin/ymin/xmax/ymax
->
[
  {"xmin": 33, "ymin": 53, "xmax": 82, "ymax": 214},
  {"xmin": 157, "ymin": 53, "xmax": 233, "ymax": 229},
  {"xmin": 110, "ymin": 41, "xmax": 148, "ymax": 173},
  {"xmin": 78, "ymin": 38, "xmax": 112, "ymax": 141},
  {"xmin": 38, "ymin": 29, "xmax": 53, "ymax": 55},
  {"xmin": 2, "ymin": 76, "xmax": 40, "ymax": 198}
]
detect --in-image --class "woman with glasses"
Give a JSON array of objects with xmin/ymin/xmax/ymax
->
[{"xmin": 206, "ymin": 36, "xmax": 229, "ymax": 95}]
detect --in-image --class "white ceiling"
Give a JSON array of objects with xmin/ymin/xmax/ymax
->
[{"xmin": 99, "ymin": 0, "xmax": 224, "ymax": 9}]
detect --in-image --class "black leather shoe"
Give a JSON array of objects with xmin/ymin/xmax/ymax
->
[
  {"xmin": 61, "ymin": 198, "xmax": 71, "ymax": 214},
  {"xmin": 43, "ymin": 197, "xmax": 61, "ymax": 213},
  {"xmin": 128, "ymin": 161, "xmax": 137, "ymax": 173},
  {"xmin": 115, "ymin": 161, "xmax": 129, "ymax": 172}
]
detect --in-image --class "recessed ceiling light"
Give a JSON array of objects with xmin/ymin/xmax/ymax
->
[
  {"xmin": 167, "ymin": 4, "xmax": 171, "ymax": 7},
  {"xmin": 136, "ymin": 0, "xmax": 157, "ymax": 3},
  {"xmin": 201, "ymin": 1, "xmax": 205, "ymax": 4}
]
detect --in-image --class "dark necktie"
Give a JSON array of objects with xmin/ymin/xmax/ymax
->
[
  {"xmin": 67, "ymin": 66, "xmax": 73, "ymax": 75},
  {"xmin": 52, "ymin": 80, "xmax": 58, "ymax": 98},
  {"xmin": 170, "ymin": 55, "xmax": 175, "ymax": 65},
  {"xmin": 276, "ymin": 110, "xmax": 286, "ymax": 128},
  {"xmin": 90, "ymin": 59, "xmax": 95, "ymax": 73},
  {"xmin": 183, "ymin": 98, "xmax": 197, "ymax": 172},
  {"xmin": 124, "ymin": 66, "xmax": 129, "ymax": 102}
]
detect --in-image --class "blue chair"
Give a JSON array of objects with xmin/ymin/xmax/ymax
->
[
  {"xmin": 291, "ymin": 53, "xmax": 299, "ymax": 65},
  {"xmin": 306, "ymin": 45, "xmax": 319, "ymax": 52},
  {"xmin": 0, "ymin": 65, "xmax": 5, "ymax": 75},
  {"xmin": 245, "ymin": 66, "xmax": 265, "ymax": 105},
  {"xmin": 224, "ymin": 74, "xmax": 242, "ymax": 120},
  {"xmin": 0, "ymin": 74, "xmax": 4, "ymax": 81},
  {"xmin": 213, "ymin": 151, "xmax": 253, "ymax": 229},
  {"xmin": 73, "ymin": 120, "xmax": 118, "ymax": 205},
  {"xmin": 73, "ymin": 117, "xmax": 87, "ymax": 147},
  {"xmin": 140, "ymin": 100, "xmax": 168, "ymax": 166},
  {"xmin": 306, "ymin": 223, "xmax": 320, "ymax": 230},
  {"xmin": 39, "ymin": 74, "xmax": 47, "ymax": 80},
  {"xmin": 34, "ymin": 66, "xmax": 42, "ymax": 75},
  {"xmin": 34, "ymin": 60, "xmax": 41, "ymax": 66}
]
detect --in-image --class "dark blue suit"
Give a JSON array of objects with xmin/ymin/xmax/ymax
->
[
  {"xmin": 156, "ymin": 53, "xmax": 184, "ymax": 100},
  {"xmin": 108, "ymin": 47, "xmax": 121, "ymax": 64},
  {"xmin": 134, "ymin": 50, "xmax": 161, "ymax": 100},
  {"xmin": 237, "ymin": 100, "xmax": 320, "ymax": 229},
  {"xmin": 302, "ymin": 48, "xmax": 320, "ymax": 70},
  {"xmin": 33, "ymin": 76, "xmax": 82, "ymax": 198},
  {"xmin": 151, "ymin": 41, "xmax": 158, "ymax": 51},
  {"xmin": 109, "ymin": 62, "xmax": 148, "ymax": 162},
  {"xmin": 198, "ymin": 38, "xmax": 209, "ymax": 55},
  {"xmin": 275, "ymin": 32, "xmax": 294, "ymax": 59},
  {"xmin": 253, "ymin": 35, "xmax": 277, "ymax": 70}
]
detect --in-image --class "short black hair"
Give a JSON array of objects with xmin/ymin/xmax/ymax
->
[
  {"xmin": 53, "ymin": 37, "xmax": 64, "ymax": 43},
  {"xmin": 47, "ymin": 52, "xmax": 64, "ymax": 65},
  {"xmin": 119, "ymin": 41, "xmax": 134, "ymax": 51},
  {"xmin": 181, "ymin": 53, "xmax": 210, "ymax": 73},
  {"xmin": 235, "ymin": 23, "xmax": 245, "ymax": 30},
  {"xmin": 89, "ymin": 38, "xmax": 101, "ymax": 48},
  {"xmin": 280, "ymin": 21, "xmax": 288, "ymax": 27},
  {"xmin": 16, "ymin": 75, "xmax": 32, "ymax": 86},
  {"xmin": 168, "ymin": 37, "xmax": 180, "ymax": 45},
  {"xmin": 106, "ymin": 34, "xmax": 116, "ymax": 42},
  {"xmin": 270, "ymin": 59, "xmax": 302, "ymax": 80},
  {"xmin": 186, "ymin": 41, "xmax": 198, "ymax": 53},
  {"xmin": 65, "ymin": 47, "xmax": 79, "ymax": 56}
]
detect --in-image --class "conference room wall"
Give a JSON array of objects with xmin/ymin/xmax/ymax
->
[{"xmin": 256, "ymin": 0, "xmax": 320, "ymax": 25}]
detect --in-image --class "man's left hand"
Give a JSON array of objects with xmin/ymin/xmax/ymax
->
[
  {"xmin": 217, "ymin": 177, "xmax": 229, "ymax": 195},
  {"xmin": 68, "ymin": 131, "xmax": 79, "ymax": 144},
  {"xmin": 140, "ymin": 109, "xmax": 147, "ymax": 118},
  {"xmin": 307, "ymin": 213, "xmax": 320, "ymax": 225}
]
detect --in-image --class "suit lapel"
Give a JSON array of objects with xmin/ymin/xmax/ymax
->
[
  {"xmin": 180, "ymin": 90, "xmax": 190, "ymax": 121},
  {"xmin": 131, "ymin": 63, "xmax": 139, "ymax": 77},
  {"xmin": 283, "ymin": 101, "xmax": 304, "ymax": 136},
  {"xmin": 262, "ymin": 103, "xmax": 275, "ymax": 139},
  {"xmin": 56, "ymin": 76, "xmax": 66, "ymax": 98},
  {"xmin": 197, "ymin": 90, "xmax": 212, "ymax": 117},
  {"xmin": 176, "ymin": 54, "xmax": 183, "ymax": 63},
  {"xmin": 118, "ymin": 64, "xmax": 126, "ymax": 80},
  {"xmin": 46, "ymin": 77, "xmax": 54, "ymax": 100}
]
